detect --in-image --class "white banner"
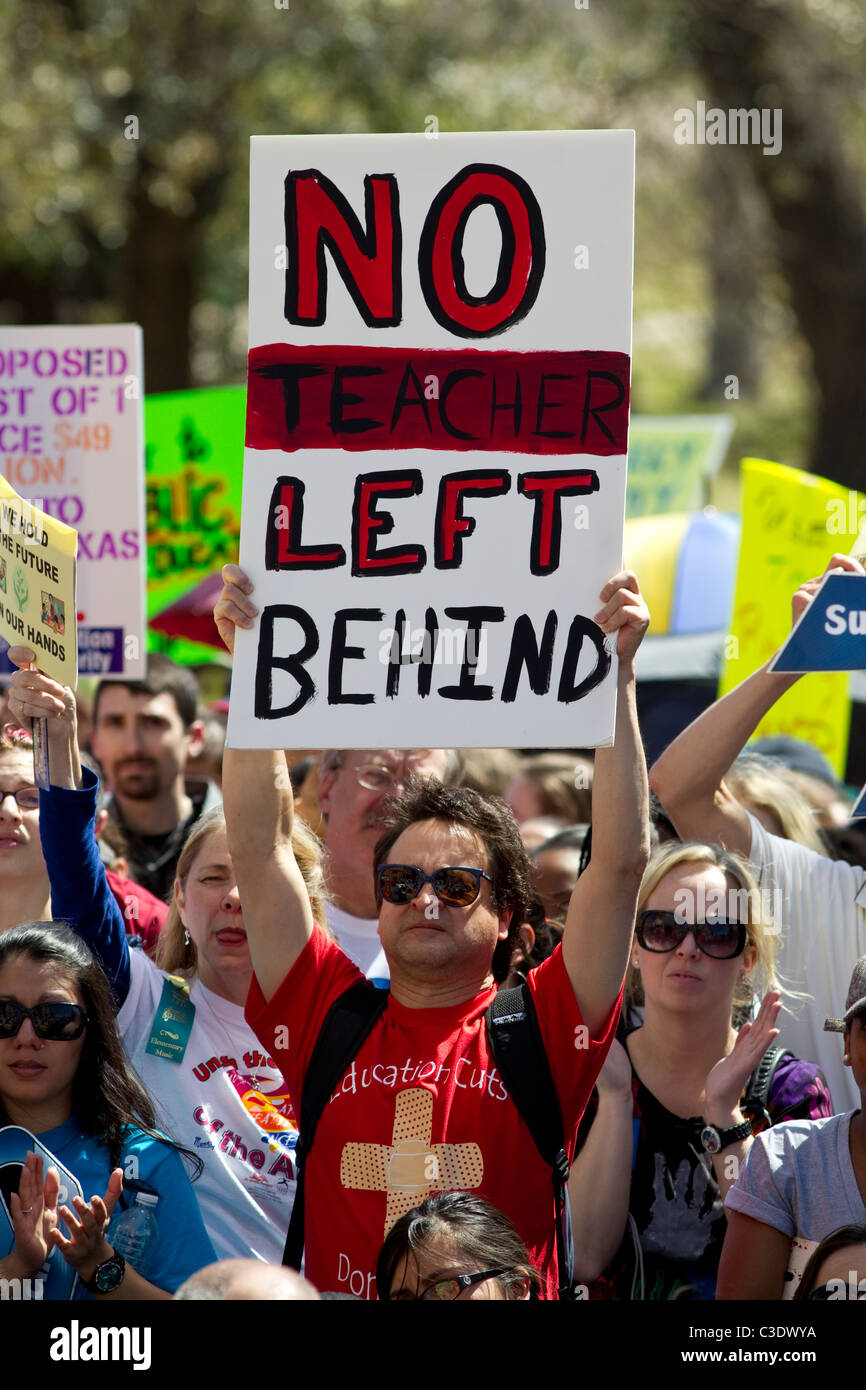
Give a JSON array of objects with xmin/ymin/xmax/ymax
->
[
  {"xmin": 229, "ymin": 131, "xmax": 635, "ymax": 748},
  {"xmin": 0, "ymin": 323, "xmax": 145, "ymax": 677}
]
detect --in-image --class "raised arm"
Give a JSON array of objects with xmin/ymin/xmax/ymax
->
[
  {"xmin": 568, "ymin": 1040, "xmax": 634, "ymax": 1282},
  {"xmin": 7, "ymin": 649, "xmax": 130, "ymax": 1005},
  {"xmin": 216, "ymin": 567, "xmax": 315, "ymax": 1003},
  {"xmin": 650, "ymin": 552, "xmax": 864, "ymax": 854},
  {"xmin": 561, "ymin": 571, "xmax": 651, "ymax": 1037}
]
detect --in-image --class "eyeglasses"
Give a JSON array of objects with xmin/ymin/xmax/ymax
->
[
  {"xmin": 0, "ymin": 1000, "xmax": 88, "ymax": 1041},
  {"xmin": 349, "ymin": 763, "xmax": 418, "ymax": 792},
  {"xmin": 393, "ymin": 1268, "xmax": 515, "ymax": 1301},
  {"xmin": 378, "ymin": 864, "xmax": 493, "ymax": 908},
  {"xmin": 0, "ymin": 787, "xmax": 39, "ymax": 811},
  {"xmin": 636, "ymin": 910, "xmax": 747, "ymax": 960}
]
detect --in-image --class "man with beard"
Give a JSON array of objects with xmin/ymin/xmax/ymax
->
[
  {"xmin": 317, "ymin": 748, "xmax": 457, "ymax": 984},
  {"xmin": 91, "ymin": 655, "xmax": 217, "ymax": 901}
]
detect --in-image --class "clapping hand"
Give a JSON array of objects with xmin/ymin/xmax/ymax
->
[
  {"xmin": 8, "ymin": 1152, "xmax": 60, "ymax": 1278},
  {"xmin": 705, "ymin": 991, "xmax": 782, "ymax": 1125},
  {"xmin": 50, "ymin": 1168, "xmax": 124, "ymax": 1281}
]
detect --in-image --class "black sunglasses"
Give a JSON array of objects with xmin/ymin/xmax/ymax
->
[
  {"xmin": 636, "ymin": 910, "xmax": 747, "ymax": 960},
  {"xmin": 0, "ymin": 1000, "xmax": 88, "ymax": 1041},
  {"xmin": 377, "ymin": 864, "xmax": 493, "ymax": 908}
]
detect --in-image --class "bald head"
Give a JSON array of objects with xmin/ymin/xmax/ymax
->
[{"xmin": 174, "ymin": 1260, "xmax": 320, "ymax": 1301}]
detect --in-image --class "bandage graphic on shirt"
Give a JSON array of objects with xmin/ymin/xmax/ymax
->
[{"xmin": 340, "ymin": 1087, "xmax": 483, "ymax": 1233}]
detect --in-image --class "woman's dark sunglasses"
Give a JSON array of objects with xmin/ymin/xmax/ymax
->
[
  {"xmin": 0, "ymin": 1000, "xmax": 88, "ymax": 1041},
  {"xmin": 377, "ymin": 864, "xmax": 493, "ymax": 907},
  {"xmin": 636, "ymin": 910, "xmax": 747, "ymax": 960}
]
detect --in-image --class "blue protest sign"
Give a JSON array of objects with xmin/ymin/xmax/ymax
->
[
  {"xmin": 0, "ymin": 1125, "xmax": 85, "ymax": 1299},
  {"xmin": 852, "ymin": 783, "xmax": 866, "ymax": 819},
  {"xmin": 768, "ymin": 573, "xmax": 866, "ymax": 674}
]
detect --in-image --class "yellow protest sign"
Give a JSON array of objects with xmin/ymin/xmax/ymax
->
[
  {"xmin": 0, "ymin": 477, "xmax": 78, "ymax": 687},
  {"xmin": 719, "ymin": 458, "xmax": 863, "ymax": 776}
]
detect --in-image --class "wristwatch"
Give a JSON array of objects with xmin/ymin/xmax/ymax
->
[
  {"xmin": 83, "ymin": 1250, "xmax": 126, "ymax": 1295},
  {"xmin": 700, "ymin": 1118, "xmax": 753, "ymax": 1155}
]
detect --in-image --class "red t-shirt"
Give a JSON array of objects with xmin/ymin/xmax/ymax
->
[{"xmin": 246, "ymin": 924, "xmax": 621, "ymax": 1300}]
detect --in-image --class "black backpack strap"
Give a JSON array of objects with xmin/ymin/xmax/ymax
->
[
  {"xmin": 485, "ymin": 984, "xmax": 575, "ymax": 1301},
  {"xmin": 282, "ymin": 981, "xmax": 389, "ymax": 1271},
  {"xmin": 742, "ymin": 1045, "xmax": 792, "ymax": 1132}
]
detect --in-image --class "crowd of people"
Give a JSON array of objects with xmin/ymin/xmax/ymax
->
[{"xmin": 0, "ymin": 553, "xmax": 864, "ymax": 1302}]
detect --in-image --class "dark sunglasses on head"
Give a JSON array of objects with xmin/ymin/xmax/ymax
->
[
  {"xmin": 0, "ymin": 1000, "xmax": 88, "ymax": 1041},
  {"xmin": 636, "ymin": 910, "xmax": 747, "ymax": 960},
  {"xmin": 377, "ymin": 864, "xmax": 492, "ymax": 907}
]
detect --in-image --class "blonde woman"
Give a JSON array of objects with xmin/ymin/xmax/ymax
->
[
  {"xmin": 725, "ymin": 755, "xmax": 828, "ymax": 856},
  {"xmin": 568, "ymin": 842, "xmax": 831, "ymax": 1300},
  {"xmin": 8, "ymin": 650, "xmax": 326, "ymax": 1265}
]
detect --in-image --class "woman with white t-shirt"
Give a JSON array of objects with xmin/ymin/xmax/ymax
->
[
  {"xmin": 717, "ymin": 956, "xmax": 866, "ymax": 1299},
  {"xmin": 7, "ymin": 652, "xmax": 326, "ymax": 1264}
]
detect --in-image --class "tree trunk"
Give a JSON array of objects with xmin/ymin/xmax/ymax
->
[
  {"xmin": 697, "ymin": 154, "xmax": 762, "ymax": 402},
  {"xmin": 123, "ymin": 165, "xmax": 199, "ymax": 394},
  {"xmin": 685, "ymin": 0, "xmax": 866, "ymax": 489}
]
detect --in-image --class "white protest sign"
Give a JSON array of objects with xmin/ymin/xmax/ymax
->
[
  {"xmin": 0, "ymin": 324, "xmax": 145, "ymax": 677},
  {"xmin": 229, "ymin": 131, "xmax": 635, "ymax": 748}
]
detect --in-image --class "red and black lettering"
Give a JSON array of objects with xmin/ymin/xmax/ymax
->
[
  {"xmin": 434, "ymin": 470, "xmax": 511, "ymax": 569},
  {"xmin": 418, "ymin": 164, "xmax": 545, "ymax": 338},
  {"xmin": 284, "ymin": 170, "xmax": 401, "ymax": 327},
  {"xmin": 517, "ymin": 470, "xmax": 599, "ymax": 575},
  {"xmin": 265, "ymin": 477, "xmax": 346, "ymax": 570},
  {"xmin": 351, "ymin": 471, "xmax": 426, "ymax": 576}
]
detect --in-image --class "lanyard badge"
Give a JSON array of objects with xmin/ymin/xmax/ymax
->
[{"xmin": 145, "ymin": 974, "xmax": 195, "ymax": 1063}]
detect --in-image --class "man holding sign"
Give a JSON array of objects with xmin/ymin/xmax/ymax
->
[
  {"xmin": 651, "ymin": 552, "xmax": 866, "ymax": 1109},
  {"xmin": 217, "ymin": 561, "xmax": 650, "ymax": 1300}
]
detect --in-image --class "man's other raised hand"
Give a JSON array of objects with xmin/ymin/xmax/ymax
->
[{"xmin": 215, "ymin": 564, "xmax": 258, "ymax": 656}]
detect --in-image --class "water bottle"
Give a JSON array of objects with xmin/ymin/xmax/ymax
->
[{"xmin": 109, "ymin": 1193, "xmax": 159, "ymax": 1270}]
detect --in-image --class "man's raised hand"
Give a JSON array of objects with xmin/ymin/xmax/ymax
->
[
  {"xmin": 214, "ymin": 564, "xmax": 257, "ymax": 656},
  {"xmin": 594, "ymin": 570, "xmax": 650, "ymax": 664}
]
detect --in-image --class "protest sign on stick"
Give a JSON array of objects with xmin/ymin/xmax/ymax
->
[
  {"xmin": 768, "ymin": 573, "xmax": 866, "ymax": 676},
  {"xmin": 718, "ymin": 458, "xmax": 859, "ymax": 776},
  {"xmin": 0, "ymin": 324, "xmax": 145, "ymax": 678},
  {"xmin": 0, "ymin": 476, "xmax": 77, "ymax": 686},
  {"xmin": 0, "ymin": 477, "xmax": 77, "ymax": 785},
  {"xmin": 145, "ymin": 386, "xmax": 244, "ymax": 663},
  {"xmin": 229, "ymin": 131, "xmax": 635, "ymax": 749}
]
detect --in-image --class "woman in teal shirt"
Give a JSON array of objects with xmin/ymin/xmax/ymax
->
[{"xmin": 0, "ymin": 921, "xmax": 216, "ymax": 1299}]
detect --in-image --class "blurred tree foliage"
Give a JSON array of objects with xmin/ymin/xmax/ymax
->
[{"xmin": 0, "ymin": 0, "xmax": 863, "ymax": 485}]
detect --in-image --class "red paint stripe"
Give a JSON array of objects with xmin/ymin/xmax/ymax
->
[{"xmin": 246, "ymin": 344, "xmax": 630, "ymax": 456}]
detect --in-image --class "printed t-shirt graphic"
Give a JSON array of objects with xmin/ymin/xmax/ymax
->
[
  {"xmin": 119, "ymin": 948, "xmax": 297, "ymax": 1262},
  {"xmin": 247, "ymin": 922, "xmax": 620, "ymax": 1299},
  {"xmin": 341, "ymin": 1086, "xmax": 483, "ymax": 1233}
]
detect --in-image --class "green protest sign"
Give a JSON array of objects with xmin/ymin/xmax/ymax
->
[
  {"xmin": 626, "ymin": 414, "xmax": 733, "ymax": 519},
  {"xmin": 145, "ymin": 386, "xmax": 245, "ymax": 663}
]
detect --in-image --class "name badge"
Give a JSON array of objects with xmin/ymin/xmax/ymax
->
[{"xmin": 145, "ymin": 975, "xmax": 195, "ymax": 1063}]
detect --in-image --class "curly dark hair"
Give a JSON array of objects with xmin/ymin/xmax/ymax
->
[
  {"xmin": 0, "ymin": 922, "xmax": 201, "ymax": 1177},
  {"xmin": 376, "ymin": 1191, "xmax": 541, "ymax": 1300},
  {"xmin": 372, "ymin": 777, "xmax": 534, "ymax": 983}
]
